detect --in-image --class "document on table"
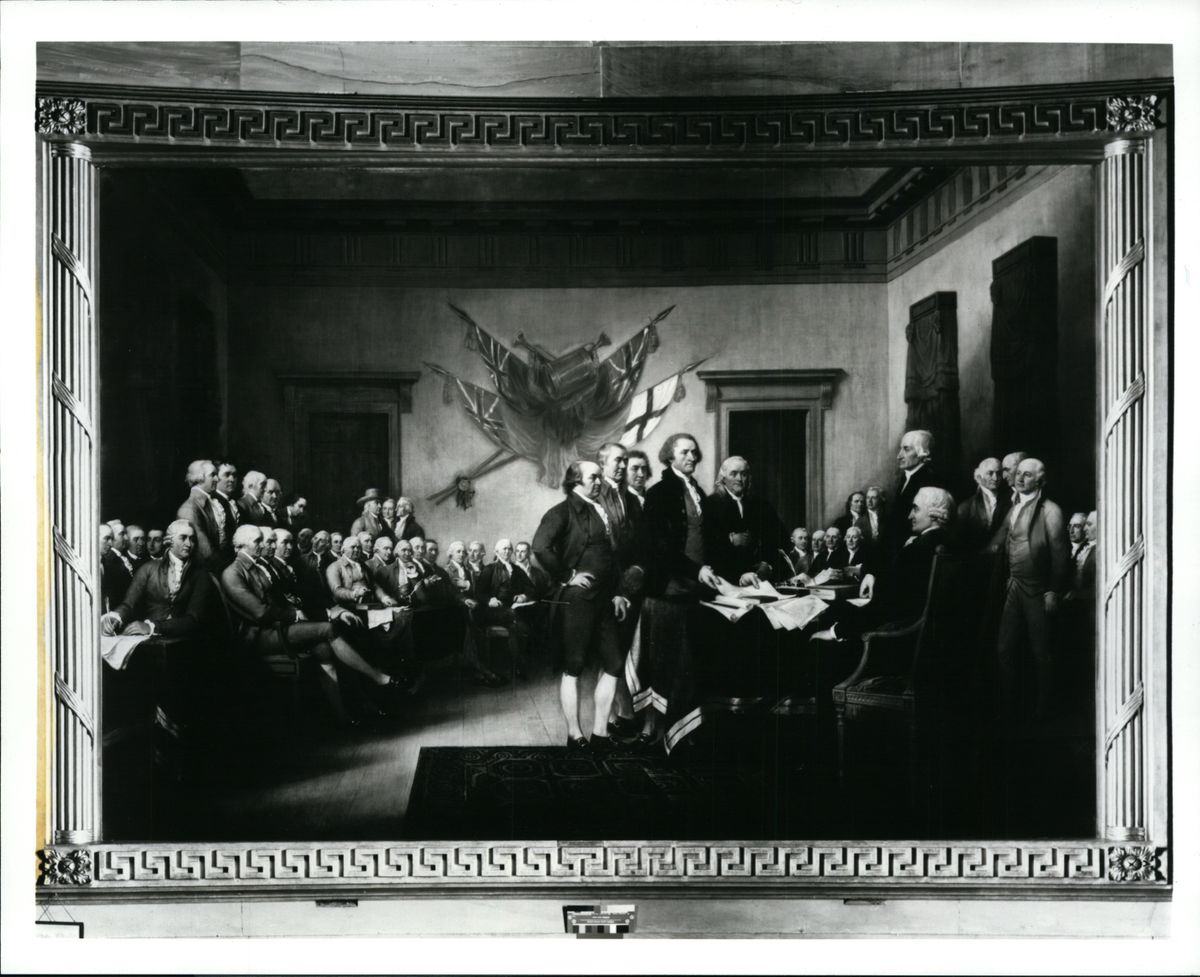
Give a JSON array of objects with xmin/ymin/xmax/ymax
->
[
  {"xmin": 760, "ymin": 595, "xmax": 828, "ymax": 631},
  {"xmin": 367, "ymin": 608, "xmax": 395, "ymax": 629},
  {"xmin": 101, "ymin": 633, "xmax": 152, "ymax": 670},
  {"xmin": 715, "ymin": 579, "xmax": 785, "ymax": 601},
  {"xmin": 847, "ymin": 596, "xmax": 872, "ymax": 607},
  {"xmin": 701, "ymin": 595, "xmax": 758, "ymax": 622}
]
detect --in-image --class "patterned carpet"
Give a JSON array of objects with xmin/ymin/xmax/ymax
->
[{"xmin": 403, "ymin": 742, "xmax": 814, "ymax": 840}]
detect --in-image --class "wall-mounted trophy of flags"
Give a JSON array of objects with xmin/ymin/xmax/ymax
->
[{"xmin": 426, "ymin": 303, "xmax": 709, "ymax": 505}]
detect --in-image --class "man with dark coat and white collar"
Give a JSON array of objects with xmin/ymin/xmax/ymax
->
[
  {"xmin": 260, "ymin": 478, "xmax": 285, "ymax": 529},
  {"xmin": 101, "ymin": 519, "xmax": 221, "ymax": 735},
  {"xmin": 701, "ymin": 455, "xmax": 785, "ymax": 585},
  {"xmin": 533, "ymin": 460, "xmax": 632, "ymax": 750},
  {"xmin": 957, "ymin": 456, "xmax": 1011, "ymax": 552},
  {"xmin": 392, "ymin": 496, "xmax": 426, "ymax": 542},
  {"xmin": 176, "ymin": 459, "xmax": 224, "ymax": 571},
  {"xmin": 642, "ymin": 432, "xmax": 723, "ymax": 598},
  {"xmin": 625, "ymin": 449, "xmax": 652, "ymax": 514},
  {"xmin": 812, "ymin": 486, "xmax": 956, "ymax": 643},
  {"xmin": 211, "ymin": 461, "xmax": 241, "ymax": 564},
  {"xmin": 885, "ymin": 429, "xmax": 941, "ymax": 557},
  {"xmin": 102, "ymin": 519, "xmax": 137, "ymax": 609},
  {"xmin": 236, "ymin": 470, "xmax": 268, "ymax": 526},
  {"xmin": 474, "ymin": 538, "xmax": 534, "ymax": 677}
]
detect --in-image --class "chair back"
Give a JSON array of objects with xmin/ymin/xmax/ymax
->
[{"xmin": 910, "ymin": 545, "xmax": 970, "ymax": 687}]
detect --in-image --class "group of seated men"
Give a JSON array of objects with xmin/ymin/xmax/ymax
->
[
  {"xmin": 97, "ymin": 459, "xmax": 579, "ymax": 728},
  {"xmin": 98, "ymin": 430, "xmax": 1099, "ymax": 738}
]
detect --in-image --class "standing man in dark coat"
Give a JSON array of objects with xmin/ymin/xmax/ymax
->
[
  {"xmin": 102, "ymin": 520, "xmax": 137, "ymax": 610},
  {"xmin": 177, "ymin": 459, "xmax": 224, "ymax": 571},
  {"xmin": 995, "ymin": 458, "xmax": 1070, "ymax": 719},
  {"xmin": 237, "ymin": 470, "xmax": 268, "ymax": 526},
  {"xmin": 392, "ymin": 496, "xmax": 426, "ymax": 542},
  {"xmin": 957, "ymin": 456, "xmax": 1010, "ymax": 551},
  {"xmin": 885, "ymin": 429, "xmax": 940, "ymax": 557},
  {"xmin": 212, "ymin": 461, "xmax": 242, "ymax": 564},
  {"xmin": 641, "ymin": 432, "xmax": 723, "ymax": 597},
  {"xmin": 533, "ymin": 460, "xmax": 631, "ymax": 750},
  {"xmin": 701, "ymin": 455, "xmax": 784, "ymax": 586}
]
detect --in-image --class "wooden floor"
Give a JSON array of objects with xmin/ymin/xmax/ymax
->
[{"xmin": 171, "ymin": 655, "xmax": 608, "ymax": 841}]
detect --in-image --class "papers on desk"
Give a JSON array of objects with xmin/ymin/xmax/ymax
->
[
  {"xmin": 847, "ymin": 596, "xmax": 872, "ymax": 608},
  {"xmin": 701, "ymin": 595, "xmax": 758, "ymax": 622},
  {"xmin": 701, "ymin": 590, "xmax": 829, "ymax": 631},
  {"xmin": 511, "ymin": 600, "xmax": 538, "ymax": 609},
  {"xmin": 366, "ymin": 608, "xmax": 396, "ymax": 629},
  {"xmin": 715, "ymin": 579, "xmax": 785, "ymax": 601},
  {"xmin": 101, "ymin": 633, "xmax": 152, "ymax": 670}
]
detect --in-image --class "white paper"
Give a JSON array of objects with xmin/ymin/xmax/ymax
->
[
  {"xmin": 760, "ymin": 595, "xmax": 828, "ymax": 631},
  {"xmin": 367, "ymin": 608, "xmax": 395, "ymax": 629},
  {"xmin": 700, "ymin": 599, "xmax": 756, "ymax": 623},
  {"xmin": 847, "ymin": 596, "xmax": 872, "ymax": 608},
  {"xmin": 101, "ymin": 633, "xmax": 152, "ymax": 670}
]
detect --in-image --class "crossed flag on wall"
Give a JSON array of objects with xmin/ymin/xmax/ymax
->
[{"xmin": 425, "ymin": 303, "xmax": 707, "ymax": 505}]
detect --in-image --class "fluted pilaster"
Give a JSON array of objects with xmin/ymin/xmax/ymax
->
[
  {"xmin": 41, "ymin": 142, "xmax": 99, "ymax": 845},
  {"xmin": 1098, "ymin": 140, "xmax": 1151, "ymax": 842}
]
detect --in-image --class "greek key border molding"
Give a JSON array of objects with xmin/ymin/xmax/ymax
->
[
  {"xmin": 34, "ymin": 82, "xmax": 1167, "ymax": 154},
  {"xmin": 35, "ymin": 842, "xmax": 1169, "ymax": 893}
]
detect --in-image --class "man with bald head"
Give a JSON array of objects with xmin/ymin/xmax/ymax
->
[
  {"xmin": 886, "ymin": 429, "xmax": 940, "ymax": 556},
  {"xmin": 702, "ymin": 455, "xmax": 785, "ymax": 585},
  {"xmin": 996, "ymin": 457, "xmax": 1069, "ymax": 719},
  {"xmin": 177, "ymin": 459, "xmax": 223, "ymax": 570},
  {"xmin": 958, "ymin": 456, "xmax": 1011, "ymax": 551}
]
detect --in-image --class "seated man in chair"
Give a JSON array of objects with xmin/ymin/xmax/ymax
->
[
  {"xmin": 223, "ymin": 524, "xmax": 406, "ymax": 724},
  {"xmin": 812, "ymin": 486, "xmax": 956, "ymax": 642},
  {"xmin": 101, "ymin": 519, "xmax": 221, "ymax": 735},
  {"xmin": 473, "ymin": 537, "xmax": 534, "ymax": 678}
]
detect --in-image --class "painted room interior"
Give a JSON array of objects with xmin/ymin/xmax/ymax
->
[
  {"xmin": 32, "ymin": 34, "xmax": 1178, "ymax": 942},
  {"xmin": 100, "ymin": 163, "xmax": 1097, "ymax": 536}
]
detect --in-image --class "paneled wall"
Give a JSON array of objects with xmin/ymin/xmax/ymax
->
[
  {"xmin": 227, "ymin": 282, "xmax": 890, "ymax": 543},
  {"xmin": 886, "ymin": 165, "xmax": 1097, "ymax": 514}
]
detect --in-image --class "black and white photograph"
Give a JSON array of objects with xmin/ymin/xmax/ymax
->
[{"xmin": 2, "ymin": 0, "xmax": 1199, "ymax": 966}]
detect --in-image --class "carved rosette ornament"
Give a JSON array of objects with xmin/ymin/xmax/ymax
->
[
  {"xmin": 1107, "ymin": 96, "xmax": 1159, "ymax": 133},
  {"xmin": 38, "ymin": 848, "xmax": 93, "ymax": 886},
  {"xmin": 1106, "ymin": 846, "xmax": 1161, "ymax": 883},
  {"xmin": 36, "ymin": 96, "xmax": 86, "ymax": 135}
]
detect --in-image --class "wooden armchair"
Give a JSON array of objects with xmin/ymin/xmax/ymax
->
[{"xmin": 830, "ymin": 546, "xmax": 968, "ymax": 808}]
